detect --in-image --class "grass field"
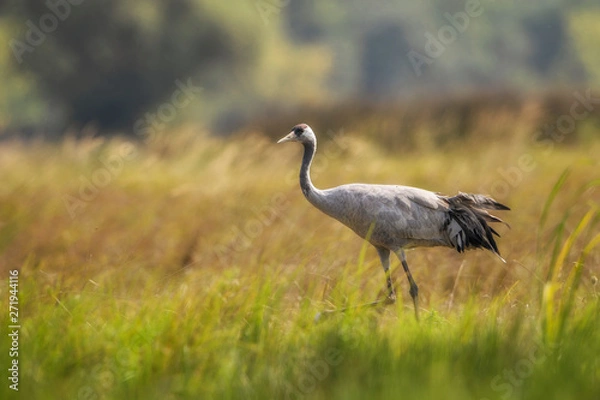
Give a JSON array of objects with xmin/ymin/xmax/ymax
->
[{"xmin": 1, "ymin": 124, "xmax": 599, "ymax": 399}]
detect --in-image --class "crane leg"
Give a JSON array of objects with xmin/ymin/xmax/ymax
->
[
  {"xmin": 397, "ymin": 250, "xmax": 420, "ymax": 321},
  {"xmin": 376, "ymin": 247, "xmax": 396, "ymax": 303}
]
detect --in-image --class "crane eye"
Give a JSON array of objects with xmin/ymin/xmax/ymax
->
[{"xmin": 294, "ymin": 128, "xmax": 304, "ymax": 136}]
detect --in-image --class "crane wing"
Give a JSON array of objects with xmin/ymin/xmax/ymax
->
[{"xmin": 315, "ymin": 184, "xmax": 448, "ymax": 248}]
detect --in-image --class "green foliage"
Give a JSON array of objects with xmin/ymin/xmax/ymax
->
[
  {"xmin": 0, "ymin": 18, "xmax": 47, "ymax": 128},
  {"xmin": 1, "ymin": 1, "xmax": 600, "ymax": 134},
  {"xmin": 540, "ymin": 173, "xmax": 600, "ymax": 345},
  {"xmin": 569, "ymin": 9, "xmax": 600, "ymax": 85},
  {"xmin": 2, "ymin": 0, "xmax": 260, "ymax": 131}
]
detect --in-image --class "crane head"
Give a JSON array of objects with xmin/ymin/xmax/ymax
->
[{"xmin": 277, "ymin": 123, "xmax": 314, "ymax": 144}]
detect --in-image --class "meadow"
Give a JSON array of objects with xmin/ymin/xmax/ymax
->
[{"xmin": 0, "ymin": 114, "xmax": 599, "ymax": 399}]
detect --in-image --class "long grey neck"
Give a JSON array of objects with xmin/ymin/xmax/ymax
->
[
  {"xmin": 299, "ymin": 140, "xmax": 338, "ymax": 221},
  {"xmin": 300, "ymin": 141, "xmax": 318, "ymax": 199}
]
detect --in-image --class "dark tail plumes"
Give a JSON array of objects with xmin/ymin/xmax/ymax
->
[{"xmin": 443, "ymin": 192, "xmax": 510, "ymax": 261}]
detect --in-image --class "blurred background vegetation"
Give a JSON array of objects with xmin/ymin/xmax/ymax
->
[{"xmin": 0, "ymin": 0, "xmax": 599, "ymax": 138}]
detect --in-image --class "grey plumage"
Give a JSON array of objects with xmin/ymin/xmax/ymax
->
[{"xmin": 278, "ymin": 123, "xmax": 509, "ymax": 319}]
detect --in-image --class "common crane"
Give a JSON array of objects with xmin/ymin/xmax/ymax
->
[{"xmin": 278, "ymin": 123, "xmax": 509, "ymax": 319}]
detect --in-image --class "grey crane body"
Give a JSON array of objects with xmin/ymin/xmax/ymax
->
[
  {"xmin": 279, "ymin": 124, "xmax": 509, "ymax": 319},
  {"xmin": 309, "ymin": 183, "xmax": 452, "ymax": 251}
]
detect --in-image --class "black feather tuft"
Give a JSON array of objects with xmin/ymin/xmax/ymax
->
[
  {"xmin": 443, "ymin": 193, "xmax": 509, "ymax": 258},
  {"xmin": 454, "ymin": 192, "xmax": 510, "ymax": 211}
]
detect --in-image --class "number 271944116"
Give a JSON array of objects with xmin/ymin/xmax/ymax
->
[{"xmin": 9, "ymin": 270, "xmax": 19, "ymax": 323}]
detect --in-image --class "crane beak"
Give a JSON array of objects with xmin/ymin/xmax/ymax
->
[{"xmin": 277, "ymin": 131, "xmax": 296, "ymax": 143}]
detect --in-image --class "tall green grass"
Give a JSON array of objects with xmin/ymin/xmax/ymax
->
[{"xmin": 540, "ymin": 171, "xmax": 600, "ymax": 346}]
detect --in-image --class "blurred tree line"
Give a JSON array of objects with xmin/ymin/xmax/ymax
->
[{"xmin": 0, "ymin": 0, "xmax": 599, "ymax": 136}]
